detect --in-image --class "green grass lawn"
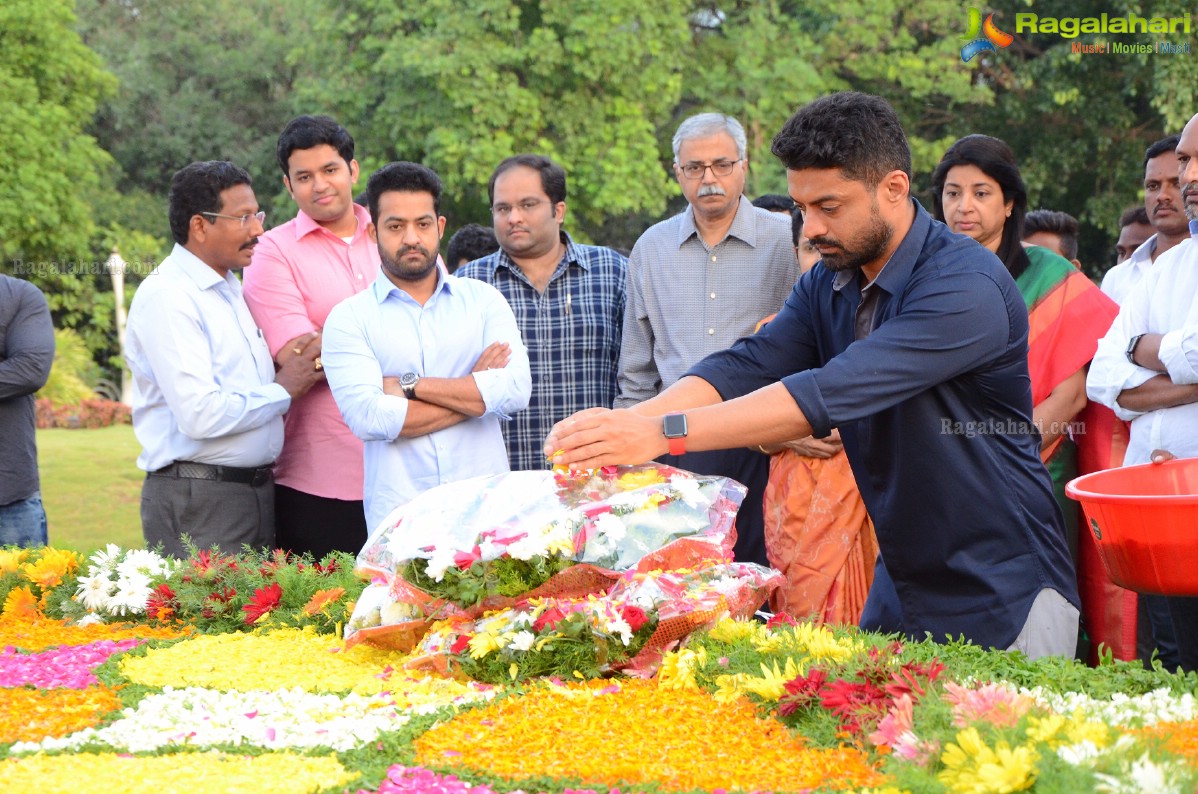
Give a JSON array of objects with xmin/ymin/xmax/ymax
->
[{"xmin": 37, "ymin": 425, "xmax": 144, "ymax": 555}]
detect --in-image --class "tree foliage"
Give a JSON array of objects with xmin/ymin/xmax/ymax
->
[
  {"xmin": 0, "ymin": 0, "xmax": 116, "ymax": 267},
  {"xmin": 14, "ymin": 0, "xmax": 1192, "ymax": 378},
  {"xmin": 295, "ymin": 0, "xmax": 693, "ymax": 239}
]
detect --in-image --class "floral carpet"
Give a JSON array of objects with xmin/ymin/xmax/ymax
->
[{"xmin": 3, "ymin": 544, "xmax": 1198, "ymax": 793}]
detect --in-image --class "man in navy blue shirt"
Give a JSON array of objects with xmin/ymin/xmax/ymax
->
[{"xmin": 544, "ymin": 92, "xmax": 1078, "ymax": 658}]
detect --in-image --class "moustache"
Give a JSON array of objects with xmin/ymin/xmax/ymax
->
[
  {"xmin": 697, "ymin": 184, "xmax": 726, "ymax": 198},
  {"xmin": 239, "ymin": 238, "xmax": 258, "ymax": 251},
  {"xmin": 396, "ymin": 245, "xmax": 430, "ymax": 258},
  {"xmin": 1183, "ymin": 182, "xmax": 1198, "ymax": 198}
]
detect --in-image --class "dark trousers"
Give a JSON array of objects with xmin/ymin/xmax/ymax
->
[
  {"xmin": 274, "ymin": 484, "xmax": 368, "ymax": 561},
  {"xmin": 141, "ymin": 474, "xmax": 274, "ymax": 559},
  {"xmin": 1165, "ymin": 596, "xmax": 1198, "ymax": 673},
  {"xmin": 659, "ymin": 446, "xmax": 770, "ymax": 567}
]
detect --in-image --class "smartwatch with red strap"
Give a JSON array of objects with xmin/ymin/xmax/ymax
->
[{"xmin": 663, "ymin": 412, "xmax": 688, "ymax": 456}]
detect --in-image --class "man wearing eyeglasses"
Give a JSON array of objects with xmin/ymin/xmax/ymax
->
[
  {"xmin": 616, "ymin": 112, "xmax": 799, "ymax": 567},
  {"xmin": 456, "ymin": 154, "xmax": 626, "ymax": 471},
  {"xmin": 243, "ymin": 115, "xmax": 380, "ymax": 558},
  {"xmin": 126, "ymin": 161, "xmax": 323, "ymax": 558}
]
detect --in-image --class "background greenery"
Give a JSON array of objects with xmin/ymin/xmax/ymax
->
[
  {"xmin": 38, "ymin": 426, "xmax": 144, "ymax": 555},
  {"xmin": 3, "ymin": 0, "xmax": 1193, "ymax": 387}
]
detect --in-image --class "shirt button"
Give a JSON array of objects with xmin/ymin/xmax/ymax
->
[
  {"xmin": 711, "ymin": 255, "xmax": 717, "ymax": 263},
  {"xmin": 357, "ymin": 274, "xmax": 363, "ymax": 280},
  {"xmin": 709, "ymin": 292, "xmax": 716, "ymax": 299},
  {"xmin": 707, "ymin": 328, "xmax": 715, "ymax": 335}
]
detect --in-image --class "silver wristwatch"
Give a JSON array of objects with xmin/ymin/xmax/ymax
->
[{"xmin": 399, "ymin": 372, "xmax": 420, "ymax": 400}]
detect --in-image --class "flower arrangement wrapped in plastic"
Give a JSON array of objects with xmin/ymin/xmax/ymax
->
[
  {"xmin": 345, "ymin": 463, "xmax": 747, "ymax": 650},
  {"xmin": 404, "ymin": 560, "xmax": 782, "ymax": 682}
]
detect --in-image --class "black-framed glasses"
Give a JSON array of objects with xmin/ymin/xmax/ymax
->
[
  {"xmin": 678, "ymin": 159, "xmax": 743, "ymax": 179},
  {"xmin": 201, "ymin": 211, "xmax": 266, "ymax": 228},
  {"xmin": 491, "ymin": 199, "xmax": 549, "ymax": 217}
]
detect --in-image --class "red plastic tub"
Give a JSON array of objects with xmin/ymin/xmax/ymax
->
[{"xmin": 1066, "ymin": 458, "xmax": 1198, "ymax": 595}]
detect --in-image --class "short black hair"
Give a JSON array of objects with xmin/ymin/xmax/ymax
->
[
  {"xmin": 168, "ymin": 161, "xmax": 252, "ymax": 245},
  {"xmin": 1145, "ymin": 134, "xmax": 1180, "ymax": 167},
  {"xmin": 790, "ymin": 207, "xmax": 804, "ymax": 247},
  {"xmin": 931, "ymin": 134, "xmax": 1030, "ymax": 279},
  {"xmin": 488, "ymin": 154, "xmax": 566, "ymax": 205},
  {"xmin": 1024, "ymin": 209, "xmax": 1080, "ymax": 260},
  {"xmin": 365, "ymin": 162, "xmax": 442, "ymax": 226},
  {"xmin": 771, "ymin": 92, "xmax": 912, "ymax": 186},
  {"xmin": 752, "ymin": 194, "xmax": 795, "ymax": 213},
  {"xmin": 276, "ymin": 115, "xmax": 355, "ymax": 178},
  {"xmin": 446, "ymin": 223, "xmax": 499, "ymax": 272},
  {"xmin": 1119, "ymin": 205, "xmax": 1150, "ymax": 227}
]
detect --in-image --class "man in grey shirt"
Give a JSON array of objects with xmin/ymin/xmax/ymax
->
[
  {"xmin": 0, "ymin": 274, "xmax": 55, "ymax": 546},
  {"xmin": 617, "ymin": 112, "xmax": 800, "ymax": 566}
]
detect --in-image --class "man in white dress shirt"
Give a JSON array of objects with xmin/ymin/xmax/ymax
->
[
  {"xmin": 1088, "ymin": 113, "xmax": 1198, "ymax": 671},
  {"xmin": 322, "ymin": 162, "xmax": 531, "ymax": 531},
  {"xmin": 1101, "ymin": 135, "xmax": 1189, "ymax": 304},
  {"xmin": 126, "ymin": 161, "xmax": 323, "ymax": 558}
]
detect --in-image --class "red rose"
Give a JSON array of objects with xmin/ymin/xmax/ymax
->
[
  {"xmin": 621, "ymin": 605, "xmax": 648, "ymax": 632},
  {"xmin": 450, "ymin": 634, "xmax": 472, "ymax": 655},
  {"xmin": 766, "ymin": 612, "xmax": 799, "ymax": 629},
  {"xmin": 533, "ymin": 606, "xmax": 567, "ymax": 632}
]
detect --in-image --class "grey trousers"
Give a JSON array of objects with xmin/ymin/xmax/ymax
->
[{"xmin": 141, "ymin": 474, "xmax": 275, "ymax": 559}]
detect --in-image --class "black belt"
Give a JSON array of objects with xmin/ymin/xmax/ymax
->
[{"xmin": 151, "ymin": 461, "xmax": 273, "ymax": 487}]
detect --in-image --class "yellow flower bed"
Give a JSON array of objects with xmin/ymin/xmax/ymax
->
[
  {"xmin": 0, "ymin": 751, "xmax": 356, "ymax": 793},
  {"xmin": 0, "ymin": 618, "xmax": 187, "ymax": 651},
  {"xmin": 414, "ymin": 678, "xmax": 884, "ymax": 791},
  {"xmin": 0, "ymin": 687, "xmax": 123, "ymax": 743},
  {"xmin": 120, "ymin": 627, "xmax": 483, "ymax": 703}
]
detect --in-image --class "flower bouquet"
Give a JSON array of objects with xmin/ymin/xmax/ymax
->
[
  {"xmin": 407, "ymin": 595, "xmax": 658, "ymax": 683},
  {"xmin": 609, "ymin": 560, "xmax": 784, "ymax": 677},
  {"xmin": 405, "ymin": 560, "xmax": 780, "ymax": 682},
  {"xmin": 345, "ymin": 463, "xmax": 746, "ymax": 650}
]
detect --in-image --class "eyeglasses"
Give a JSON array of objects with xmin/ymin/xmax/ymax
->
[
  {"xmin": 201, "ymin": 211, "xmax": 266, "ymax": 228},
  {"xmin": 678, "ymin": 159, "xmax": 743, "ymax": 179},
  {"xmin": 491, "ymin": 199, "xmax": 549, "ymax": 217}
]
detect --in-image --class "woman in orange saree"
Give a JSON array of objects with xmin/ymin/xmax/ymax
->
[{"xmin": 756, "ymin": 214, "xmax": 878, "ymax": 624}]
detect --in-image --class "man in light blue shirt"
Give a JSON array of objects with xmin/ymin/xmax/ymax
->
[
  {"xmin": 126, "ymin": 161, "xmax": 324, "ymax": 558},
  {"xmin": 322, "ymin": 162, "xmax": 531, "ymax": 531}
]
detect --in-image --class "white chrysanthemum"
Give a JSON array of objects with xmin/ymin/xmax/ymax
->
[
  {"xmin": 116, "ymin": 548, "xmax": 171, "ymax": 580},
  {"xmin": 508, "ymin": 630, "xmax": 536, "ymax": 652},
  {"xmin": 87, "ymin": 543, "xmax": 123, "ymax": 575},
  {"xmin": 594, "ymin": 512, "xmax": 627, "ymax": 543},
  {"xmin": 672, "ymin": 477, "xmax": 706, "ymax": 507},
  {"xmin": 107, "ymin": 572, "xmax": 153, "ymax": 616},
  {"xmin": 709, "ymin": 575, "xmax": 743, "ymax": 597},
  {"xmin": 507, "ymin": 611, "xmax": 535, "ymax": 629},
  {"xmin": 605, "ymin": 616, "xmax": 633, "ymax": 646},
  {"xmin": 424, "ymin": 544, "xmax": 459, "ymax": 582},
  {"xmin": 477, "ymin": 537, "xmax": 502, "ymax": 562},
  {"xmin": 9, "ymin": 687, "xmax": 411, "ymax": 755},
  {"xmin": 75, "ymin": 612, "xmax": 106, "ymax": 627},
  {"xmin": 75, "ymin": 572, "xmax": 117, "ymax": 611}
]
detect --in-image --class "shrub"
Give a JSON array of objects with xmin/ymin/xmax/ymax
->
[{"xmin": 36, "ymin": 398, "xmax": 131, "ymax": 429}]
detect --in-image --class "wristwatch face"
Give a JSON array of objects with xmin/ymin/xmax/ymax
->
[
  {"xmin": 1126, "ymin": 334, "xmax": 1143, "ymax": 363},
  {"xmin": 400, "ymin": 372, "xmax": 419, "ymax": 388},
  {"xmin": 663, "ymin": 413, "xmax": 688, "ymax": 438}
]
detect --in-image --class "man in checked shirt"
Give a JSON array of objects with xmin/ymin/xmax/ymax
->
[{"xmin": 456, "ymin": 154, "xmax": 626, "ymax": 471}]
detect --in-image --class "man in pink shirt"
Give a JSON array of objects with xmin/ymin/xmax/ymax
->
[{"xmin": 243, "ymin": 115, "xmax": 380, "ymax": 558}]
